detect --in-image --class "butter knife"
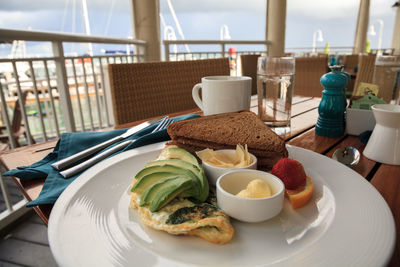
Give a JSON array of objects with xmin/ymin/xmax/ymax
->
[
  {"xmin": 59, "ymin": 138, "xmax": 134, "ymax": 178},
  {"xmin": 51, "ymin": 116, "xmax": 165, "ymax": 171}
]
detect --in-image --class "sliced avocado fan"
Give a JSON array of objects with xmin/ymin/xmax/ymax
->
[
  {"xmin": 132, "ymin": 171, "xmax": 177, "ymax": 194},
  {"xmin": 132, "ymin": 146, "xmax": 209, "ymax": 212},
  {"xmin": 156, "ymin": 146, "xmax": 209, "ymax": 201},
  {"xmin": 145, "ymin": 158, "xmax": 209, "ymax": 201},
  {"xmin": 134, "ymin": 165, "xmax": 202, "ymax": 201},
  {"xmin": 140, "ymin": 175, "xmax": 192, "ymax": 207},
  {"xmin": 149, "ymin": 177, "xmax": 193, "ymax": 212}
]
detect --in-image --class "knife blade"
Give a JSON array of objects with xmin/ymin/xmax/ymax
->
[
  {"xmin": 51, "ymin": 116, "xmax": 166, "ymax": 171},
  {"xmin": 59, "ymin": 139, "xmax": 134, "ymax": 178}
]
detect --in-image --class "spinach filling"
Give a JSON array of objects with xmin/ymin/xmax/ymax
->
[{"xmin": 166, "ymin": 203, "xmax": 218, "ymax": 225}]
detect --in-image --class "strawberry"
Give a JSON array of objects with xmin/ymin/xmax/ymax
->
[{"xmin": 271, "ymin": 158, "xmax": 306, "ymax": 190}]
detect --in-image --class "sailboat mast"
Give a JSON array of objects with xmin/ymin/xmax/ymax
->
[
  {"xmin": 81, "ymin": 0, "xmax": 93, "ymax": 56},
  {"xmin": 165, "ymin": 0, "xmax": 190, "ymax": 53}
]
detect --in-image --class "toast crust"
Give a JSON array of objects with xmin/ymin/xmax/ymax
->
[
  {"xmin": 167, "ymin": 111, "xmax": 288, "ymax": 170},
  {"xmin": 167, "ymin": 111, "xmax": 287, "ymax": 154}
]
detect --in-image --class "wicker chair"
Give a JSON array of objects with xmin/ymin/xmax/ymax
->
[
  {"xmin": 352, "ymin": 54, "xmax": 376, "ymax": 95},
  {"xmin": 108, "ymin": 58, "xmax": 230, "ymax": 126},
  {"xmin": 293, "ymin": 57, "xmax": 328, "ymax": 97},
  {"xmin": 373, "ymin": 55, "xmax": 400, "ymax": 103},
  {"xmin": 0, "ymin": 90, "xmax": 34, "ymax": 147},
  {"xmin": 342, "ymin": 54, "xmax": 359, "ymax": 74},
  {"xmin": 239, "ymin": 54, "xmax": 260, "ymax": 95}
]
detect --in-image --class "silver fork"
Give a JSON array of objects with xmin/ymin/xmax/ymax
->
[{"xmin": 60, "ymin": 117, "xmax": 174, "ymax": 178}]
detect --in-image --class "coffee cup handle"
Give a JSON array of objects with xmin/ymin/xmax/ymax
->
[{"xmin": 192, "ymin": 83, "xmax": 204, "ymax": 110}]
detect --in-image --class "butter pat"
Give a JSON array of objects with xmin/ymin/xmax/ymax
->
[
  {"xmin": 236, "ymin": 179, "xmax": 272, "ymax": 199},
  {"xmin": 196, "ymin": 144, "xmax": 253, "ymax": 168}
]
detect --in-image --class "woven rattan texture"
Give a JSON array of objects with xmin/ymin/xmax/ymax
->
[
  {"xmin": 240, "ymin": 54, "xmax": 260, "ymax": 95},
  {"xmin": 294, "ymin": 57, "xmax": 328, "ymax": 97},
  {"xmin": 353, "ymin": 54, "xmax": 376, "ymax": 95},
  {"xmin": 374, "ymin": 56, "xmax": 400, "ymax": 102},
  {"xmin": 343, "ymin": 54, "xmax": 359, "ymax": 74},
  {"xmin": 108, "ymin": 58, "xmax": 230, "ymax": 126}
]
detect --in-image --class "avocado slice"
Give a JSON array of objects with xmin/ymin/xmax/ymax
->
[
  {"xmin": 157, "ymin": 146, "xmax": 200, "ymax": 167},
  {"xmin": 140, "ymin": 175, "xmax": 191, "ymax": 207},
  {"xmin": 153, "ymin": 150, "xmax": 209, "ymax": 201},
  {"xmin": 131, "ymin": 171, "xmax": 177, "ymax": 194},
  {"xmin": 145, "ymin": 158, "xmax": 201, "ymax": 172},
  {"xmin": 149, "ymin": 177, "xmax": 193, "ymax": 212},
  {"xmin": 134, "ymin": 165, "xmax": 203, "ymax": 200}
]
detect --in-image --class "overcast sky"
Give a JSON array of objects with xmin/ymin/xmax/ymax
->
[{"xmin": 0, "ymin": 0, "xmax": 397, "ymax": 56}]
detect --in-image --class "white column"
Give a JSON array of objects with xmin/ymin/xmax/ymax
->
[
  {"xmin": 52, "ymin": 41, "xmax": 76, "ymax": 132},
  {"xmin": 353, "ymin": 0, "xmax": 370, "ymax": 54},
  {"xmin": 266, "ymin": 0, "xmax": 287, "ymax": 57},
  {"xmin": 132, "ymin": 0, "xmax": 161, "ymax": 62},
  {"xmin": 391, "ymin": 3, "xmax": 400, "ymax": 55}
]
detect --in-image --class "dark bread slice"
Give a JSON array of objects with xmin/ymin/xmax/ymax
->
[
  {"xmin": 167, "ymin": 111, "xmax": 288, "ymax": 156},
  {"xmin": 166, "ymin": 111, "xmax": 288, "ymax": 170},
  {"xmin": 166, "ymin": 141, "xmax": 282, "ymax": 171}
]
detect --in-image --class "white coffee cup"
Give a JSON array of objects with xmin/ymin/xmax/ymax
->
[{"xmin": 192, "ymin": 76, "xmax": 252, "ymax": 115}]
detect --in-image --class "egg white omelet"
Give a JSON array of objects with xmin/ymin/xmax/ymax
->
[{"xmin": 130, "ymin": 185, "xmax": 234, "ymax": 245}]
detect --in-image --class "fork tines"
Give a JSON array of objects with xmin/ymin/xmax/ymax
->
[{"xmin": 152, "ymin": 117, "xmax": 173, "ymax": 133}]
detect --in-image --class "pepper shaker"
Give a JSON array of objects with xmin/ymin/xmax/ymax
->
[{"xmin": 315, "ymin": 65, "xmax": 349, "ymax": 137}]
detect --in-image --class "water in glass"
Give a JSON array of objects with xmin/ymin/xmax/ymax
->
[{"xmin": 257, "ymin": 57, "xmax": 295, "ymax": 134}]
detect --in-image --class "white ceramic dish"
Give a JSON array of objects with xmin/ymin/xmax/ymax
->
[
  {"xmin": 201, "ymin": 149, "xmax": 257, "ymax": 186},
  {"xmin": 48, "ymin": 142, "xmax": 395, "ymax": 267},
  {"xmin": 216, "ymin": 169, "xmax": 284, "ymax": 222},
  {"xmin": 364, "ymin": 104, "xmax": 400, "ymax": 165}
]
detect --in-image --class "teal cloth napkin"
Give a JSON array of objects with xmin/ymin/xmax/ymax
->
[{"xmin": 3, "ymin": 114, "xmax": 199, "ymax": 207}]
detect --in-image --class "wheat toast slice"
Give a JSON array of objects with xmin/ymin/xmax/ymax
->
[{"xmin": 167, "ymin": 111, "xmax": 288, "ymax": 169}]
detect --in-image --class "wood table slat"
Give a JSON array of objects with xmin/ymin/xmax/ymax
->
[
  {"xmin": 324, "ymin": 135, "xmax": 377, "ymax": 178},
  {"xmin": 0, "ymin": 140, "xmax": 58, "ymax": 171},
  {"xmin": 250, "ymin": 96, "xmax": 320, "ymax": 118},
  {"xmin": 287, "ymin": 128, "xmax": 346, "ymax": 154},
  {"xmin": 283, "ymin": 109, "xmax": 319, "ymax": 140},
  {"xmin": 291, "ymin": 97, "xmax": 320, "ymax": 117}
]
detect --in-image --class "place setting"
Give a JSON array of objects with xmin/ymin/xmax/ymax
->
[
  {"xmin": 7, "ymin": 70, "xmax": 390, "ymax": 266},
  {"xmin": 1, "ymin": 2, "xmax": 400, "ymax": 266}
]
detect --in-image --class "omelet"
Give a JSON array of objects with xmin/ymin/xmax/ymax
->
[{"xmin": 130, "ymin": 186, "xmax": 234, "ymax": 245}]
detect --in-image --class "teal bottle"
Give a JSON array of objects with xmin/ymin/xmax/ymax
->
[{"xmin": 315, "ymin": 66, "xmax": 348, "ymax": 137}]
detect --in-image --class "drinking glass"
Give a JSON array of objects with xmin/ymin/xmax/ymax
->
[{"xmin": 257, "ymin": 57, "xmax": 295, "ymax": 134}]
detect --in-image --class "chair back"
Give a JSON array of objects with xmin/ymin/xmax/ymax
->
[
  {"xmin": 352, "ymin": 54, "xmax": 376, "ymax": 95},
  {"xmin": 108, "ymin": 58, "xmax": 230, "ymax": 126},
  {"xmin": 240, "ymin": 54, "xmax": 260, "ymax": 95},
  {"xmin": 11, "ymin": 91, "xmax": 28, "ymax": 133},
  {"xmin": 373, "ymin": 55, "xmax": 400, "ymax": 103},
  {"xmin": 343, "ymin": 54, "xmax": 359, "ymax": 74},
  {"xmin": 294, "ymin": 57, "xmax": 328, "ymax": 97}
]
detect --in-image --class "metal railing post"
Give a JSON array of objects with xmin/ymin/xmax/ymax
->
[
  {"xmin": 0, "ymin": 80, "xmax": 17, "ymax": 148},
  {"xmin": 52, "ymin": 41, "xmax": 76, "ymax": 132},
  {"xmin": 221, "ymin": 43, "xmax": 226, "ymax": 58},
  {"xmin": 0, "ymin": 173, "xmax": 12, "ymax": 212},
  {"xmin": 11, "ymin": 61, "xmax": 34, "ymax": 145},
  {"xmin": 164, "ymin": 41, "xmax": 170, "ymax": 61}
]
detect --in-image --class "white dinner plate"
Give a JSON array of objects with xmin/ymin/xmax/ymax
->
[{"xmin": 48, "ymin": 142, "xmax": 395, "ymax": 267}]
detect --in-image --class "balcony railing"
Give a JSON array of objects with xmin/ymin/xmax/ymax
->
[
  {"xmin": 164, "ymin": 39, "xmax": 271, "ymax": 60},
  {"xmin": 0, "ymin": 28, "xmax": 146, "ymax": 230},
  {"xmin": 1, "ymin": 29, "xmax": 395, "ymax": 230}
]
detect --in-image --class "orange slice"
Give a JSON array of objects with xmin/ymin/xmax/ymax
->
[{"xmin": 285, "ymin": 176, "xmax": 314, "ymax": 209}]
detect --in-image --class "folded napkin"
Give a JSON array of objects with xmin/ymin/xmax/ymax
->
[{"xmin": 3, "ymin": 114, "xmax": 200, "ymax": 207}]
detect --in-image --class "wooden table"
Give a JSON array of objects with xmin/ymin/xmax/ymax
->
[{"xmin": 0, "ymin": 96, "xmax": 398, "ymax": 266}]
